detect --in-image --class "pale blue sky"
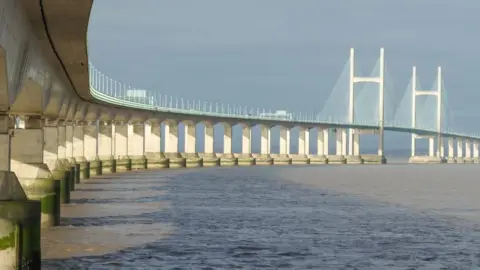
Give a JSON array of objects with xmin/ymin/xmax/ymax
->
[{"xmin": 87, "ymin": 0, "xmax": 480, "ymax": 153}]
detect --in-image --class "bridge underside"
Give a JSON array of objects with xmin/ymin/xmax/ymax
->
[{"xmin": 20, "ymin": 0, "xmax": 92, "ymax": 101}]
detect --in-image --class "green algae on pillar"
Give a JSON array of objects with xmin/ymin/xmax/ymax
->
[
  {"xmin": 0, "ymin": 172, "xmax": 42, "ymax": 269},
  {"xmin": 145, "ymin": 152, "xmax": 169, "ymax": 169},
  {"xmin": 116, "ymin": 156, "xmax": 132, "ymax": 172}
]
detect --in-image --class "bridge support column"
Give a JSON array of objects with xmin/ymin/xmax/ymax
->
[
  {"xmin": 114, "ymin": 123, "xmax": 131, "ymax": 171},
  {"xmin": 73, "ymin": 123, "xmax": 89, "ymax": 180},
  {"xmin": 183, "ymin": 122, "xmax": 201, "ymax": 167},
  {"xmin": 239, "ymin": 125, "xmax": 254, "ymax": 166},
  {"xmin": 164, "ymin": 121, "xmax": 185, "ymax": 168},
  {"xmin": 57, "ymin": 122, "xmax": 72, "ymax": 201},
  {"xmin": 257, "ymin": 125, "xmax": 272, "ymax": 165},
  {"xmin": 145, "ymin": 122, "xmax": 167, "ymax": 168},
  {"xmin": 0, "ymin": 115, "xmax": 42, "ymax": 269},
  {"xmin": 292, "ymin": 127, "xmax": 309, "ymax": 164},
  {"xmin": 98, "ymin": 122, "xmax": 115, "ymax": 174},
  {"xmin": 202, "ymin": 123, "xmax": 218, "ymax": 167},
  {"xmin": 345, "ymin": 129, "xmax": 363, "ymax": 164},
  {"xmin": 128, "ymin": 123, "xmax": 147, "ymax": 169},
  {"xmin": 275, "ymin": 126, "xmax": 291, "ymax": 165},
  {"xmin": 309, "ymin": 128, "xmax": 327, "ymax": 164},
  {"xmin": 66, "ymin": 122, "xmax": 79, "ymax": 188},
  {"xmin": 85, "ymin": 122, "xmax": 102, "ymax": 176},
  {"xmin": 330, "ymin": 128, "xmax": 347, "ymax": 164},
  {"xmin": 11, "ymin": 117, "xmax": 59, "ymax": 229},
  {"xmin": 323, "ymin": 129, "xmax": 329, "ymax": 156},
  {"xmin": 473, "ymin": 141, "xmax": 479, "ymax": 163},
  {"xmin": 447, "ymin": 138, "xmax": 455, "ymax": 163},
  {"xmin": 220, "ymin": 123, "xmax": 236, "ymax": 166},
  {"xmin": 428, "ymin": 137, "xmax": 435, "ymax": 157},
  {"xmin": 465, "ymin": 140, "xmax": 473, "ymax": 163},
  {"xmin": 456, "ymin": 139, "xmax": 464, "ymax": 163}
]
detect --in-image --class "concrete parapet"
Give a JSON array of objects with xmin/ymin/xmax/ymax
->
[
  {"xmin": 199, "ymin": 153, "xmax": 220, "ymax": 167},
  {"xmin": 218, "ymin": 153, "xmax": 237, "ymax": 166},
  {"xmin": 361, "ymin": 154, "xmax": 387, "ymax": 164},
  {"xmin": 0, "ymin": 189, "xmax": 41, "ymax": 269},
  {"xmin": 99, "ymin": 156, "xmax": 116, "ymax": 174},
  {"xmin": 271, "ymin": 154, "xmax": 292, "ymax": 165},
  {"xmin": 116, "ymin": 156, "xmax": 132, "ymax": 172},
  {"xmin": 308, "ymin": 155, "xmax": 328, "ymax": 164},
  {"xmin": 164, "ymin": 153, "xmax": 186, "ymax": 168},
  {"xmin": 181, "ymin": 153, "xmax": 203, "ymax": 168},
  {"xmin": 130, "ymin": 155, "xmax": 147, "ymax": 170},
  {"xmin": 145, "ymin": 152, "xmax": 169, "ymax": 169},
  {"xmin": 327, "ymin": 155, "xmax": 347, "ymax": 164},
  {"xmin": 88, "ymin": 157, "xmax": 103, "ymax": 176},
  {"xmin": 446, "ymin": 157, "xmax": 457, "ymax": 164},
  {"xmin": 290, "ymin": 154, "xmax": 310, "ymax": 165},
  {"xmin": 236, "ymin": 153, "xmax": 255, "ymax": 166},
  {"xmin": 408, "ymin": 156, "xmax": 445, "ymax": 164}
]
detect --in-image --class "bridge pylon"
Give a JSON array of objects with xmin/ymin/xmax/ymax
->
[
  {"xmin": 348, "ymin": 48, "xmax": 385, "ymax": 157},
  {"xmin": 411, "ymin": 66, "xmax": 443, "ymax": 158}
]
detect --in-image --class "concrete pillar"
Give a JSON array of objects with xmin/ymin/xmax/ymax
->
[
  {"xmin": 223, "ymin": 124, "xmax": 232, "ymax": 154},
  {"xmin": 128, "ymin": 123, "xmax": 147, "ymax": 169},
  {"xmin": 204, "ymin": 124, "xmax": 214, "ymax": 154},
  {"xmin": 457, "ymin": 139, "xmax": 463, "ymax": 158},
  {"xmin": 323, "ymin": 129, "xmax": 329, "ymax": 156},
  {"xmin": 11, "ymin": 117, "xmax": 59, "ymax": 228},
  {"xmin": 465, "ymin": 140, "xmax": 471, "ymax": 158},
  {"xmin": 73, "ymin": 123, "xmax": 89, "ymax": 180},
  {"xmin": 279, "ymin": 126, "xmax": 288, "ymax": 154},
  {"xmin": 145, "ymin": 122, "xmax": 161, "ymax": 154},
  {"xmin": 440, "ymin": 139, "xmax": 445, "ymax": 158},
  {"xmin": 298, "ymin": 127, "xmax": 306, "ymax": 155},
  {"xmin": 473, "ymin": 141, "xmax": 479, "ymax": 158},
  {"xmin": 114, "ymin": 123, "xmax": 131, "ymax": 171},
  {"xmin": 57, "ymin": 122, "xmax": 73, "ymax": 195},
  {"xmin": 84, "ymin": 122, "xmax": 102, "ymax": 176},
  {"xmin": 335, "ymin": 129, "xmax": 342, "ymax": 155},
  {"xmin": 341, "ymin": 128, "xmax": 347, "ymax": 156},
  {"xmin": 428, "ymin": 137, "xmax": 435, "ymax": 157},
  {"xmin": 241, "ymin": 125, "xmax": 251, "ymax": 154},
  {"xmin": 448, "ymin": 138, "xmax": 454, "ymax": 158},
  {"xmin": 144, "ymin": 122, "xmax": 167, "ymax": 168},
  {"xmin": 317, "ymin": 129, "xmax": 324, "ymax": 156},
  {"xmin": 260, "ymin": 125, "xmax": 270, "ymax": 155},
  {"xmin": 305, "ymin": 128, "xmax": 310, "ymax": 155},
  {"xmin": 411, "ymin": 134, "xmax": 416, "ymax": 157},
  {"xmin": 165, "ymin": 122, "xmax": 178, "ymax": 153},
  {"xmin": 66, "ymin": 123, "xmax": 79, "ymax": 185},
  {"xmin": 98, "ymin": 122, "xmax": 115, "ymax": 173},
  {"xmin": 184, "ymin": 123, "xmax": 196, "ymax": 153},
  {"xmin": 353, "ymin": 132, "xmax": 360, "ymax": 155},
  {"xmin": 0, "ymin": 115, "xmax": 42, "ymax": 269},
  {"xmin": 286, "ymin": 128, "xmax": 291, "ymax": 155}
]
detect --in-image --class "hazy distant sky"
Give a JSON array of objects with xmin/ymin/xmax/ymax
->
[{"xmin": 88, "ymin": 1, "xmax": 480, "ymax": 151}]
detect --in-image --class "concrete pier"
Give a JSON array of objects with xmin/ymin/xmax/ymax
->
[{"xmin": 128, "ymin": 123, "xmax": 147, "ymax": 170}]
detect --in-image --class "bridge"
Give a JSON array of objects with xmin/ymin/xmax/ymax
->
[{"xmin": 0, "ymin": 1, "xmax": 479, "ymax": 268}]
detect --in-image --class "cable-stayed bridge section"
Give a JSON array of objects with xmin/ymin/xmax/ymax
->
[{"xmin": 0, "ymin": 1, "xmax": 478, "ymax": 268}]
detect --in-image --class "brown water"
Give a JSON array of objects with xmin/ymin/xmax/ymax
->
[{"xmin": 42, "ymin": 165, "xmax": 480, "ymax": 269}]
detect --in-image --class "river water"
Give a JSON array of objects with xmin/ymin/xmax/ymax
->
[{"xmin": 42, "ymin": 165, "xmax": 480, "ymax": 269}]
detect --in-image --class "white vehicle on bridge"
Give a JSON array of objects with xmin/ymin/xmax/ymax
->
[{"xmin": 259, "ymin": 110, "xmax": 293, "ymax": 120}]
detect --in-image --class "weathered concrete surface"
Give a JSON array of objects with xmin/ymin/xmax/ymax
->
[{"xmin": 20, "ymin": 0, "xmax": 93, "ymax": 100}]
